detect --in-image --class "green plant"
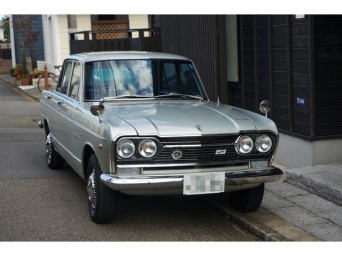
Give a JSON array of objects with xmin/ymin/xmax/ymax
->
[
  {"xmin": 33, "ymin": 68, "xmax": 43, "ymax": 75},
  {"xmin": 10, "ymin": 67, "xmax": 15, "ymax": 77},
  {"xmin": 21, "ymin": 43, "xmax": 29, "ymax": 76},
  {"xmin": 14, "ymin": 64, "xmax": 23, "ymax": 76}
]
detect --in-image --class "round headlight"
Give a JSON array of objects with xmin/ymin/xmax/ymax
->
[
  {"xmin": 139, "ymin": 139, "xmax": 157, "ymax": 158},
  {"xmin": 236, "ymin": 135, "xmax": 254, "ymax": 154},
  {"xmin": 117, "ymin": 139, "xmax": 135, "ymax": 158},
  {"xmin": 255, "ymin": 135, "xmax": 272, "ymax": 153}
]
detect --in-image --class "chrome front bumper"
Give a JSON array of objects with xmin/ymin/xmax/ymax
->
[{"xmin": 100, "ymin": 166, "xmax": 284, "ymax": 193}]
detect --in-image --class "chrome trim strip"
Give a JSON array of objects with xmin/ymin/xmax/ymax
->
[
  {"xmin": 100, "ymin": 166, "xmax": 284, "ymax": 191},
  {"xmin": 117, "ymin": 163, "xmax": 199, "ymax": 168},
  {"xmin": 117, "ymin": 158, "xmax": 269, "ymax": 169},
  {"xmin": 41, "ymin": 100, "xmax": 106, "ymax": 141},
  {"xmin": 71, "ymin": 118, "xmax": 106, "ymax": 141},
  {"xmin": 164, "ymin": 144, "xmax": 201, "ymax": 148}
]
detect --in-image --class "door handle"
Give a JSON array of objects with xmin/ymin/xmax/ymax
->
[
  {"xmin": 57, "ymin": 101, "xmax": 64, "ymax": 105},
  {"xmin": 46, "ymin": 95, "xmax": 53, "ymax": 100}
]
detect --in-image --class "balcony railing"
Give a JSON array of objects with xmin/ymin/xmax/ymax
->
[{"xmin": 69, "ymin": 28, "xmax": 162, "ymax": 55}]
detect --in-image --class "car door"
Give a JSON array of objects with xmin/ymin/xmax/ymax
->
[
  {"xmin": 64, "ymin": 61, "xmax": 85, "ymax": 175},
  {"xmin": 48, "ymin": 60, "xmax": 74, "ymax": 162}
]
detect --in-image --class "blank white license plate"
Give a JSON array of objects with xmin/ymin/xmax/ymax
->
[{"xmin": 183, "ymin": 172, "xmax": 225, "ymax": 195}]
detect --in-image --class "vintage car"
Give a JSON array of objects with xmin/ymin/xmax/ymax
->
[{"xmin": 39, "ymin": 51, "xmax": 284, "ymax": 224}]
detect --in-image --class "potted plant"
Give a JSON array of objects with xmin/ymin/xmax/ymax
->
[
  {"xmin": 14, "ymin": 65, "xmax": 23, "ymax": 80},
  {"xmin": 32, "ymin": 68, "xmax": 43, "ymax": 78},
  {"xmin": 21, "ymin": 73, "xmax": 31, "ymax": 85},
  {"xmin": 0, "ymin": 69, "xmax": 4, "ymax": 75},
  {"xmin": 10, "ymin": 67, "xmax": 15, "ymax": 77}
]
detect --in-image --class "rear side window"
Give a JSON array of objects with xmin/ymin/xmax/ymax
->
[
  {"xmin": 57, "ymin": 61, "xmax": 73, "ymax": 94},
  {"xmin": 68, "ymin": 62, "xmax": 81, "ymax": 100}
]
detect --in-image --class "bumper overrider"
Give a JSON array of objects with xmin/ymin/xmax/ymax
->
[{"xmin": 100, "ymin": 166, "xmax": 284, "ymax": 192}]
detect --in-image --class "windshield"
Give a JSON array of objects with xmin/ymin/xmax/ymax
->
[{"xmin": 84, "ymin": 59, "xmax": 207, "ymax": 101}]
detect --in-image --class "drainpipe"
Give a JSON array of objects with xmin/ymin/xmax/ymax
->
[{"xmin": 9, "ymin": 15, "xmax": 16, "ymax": 67}]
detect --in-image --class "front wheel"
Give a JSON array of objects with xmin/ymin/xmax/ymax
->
[
  {"xmin": 87, "ymin": 154, "xmax": 117, "ymax": 224},
  {"xmin": 228, "ymin": 183, "xmax": 265, "ymax": 213},
  {"xmin": 45, "ymin": 133, "xmax": 64, "ymax": 169}
]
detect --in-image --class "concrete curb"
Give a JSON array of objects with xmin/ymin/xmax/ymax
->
[
  {"xmin": 0, "ymin": 75, "xmax": 40, "ymax": 102},
  {"xmin": 286, "ymin": 169, "xmax": 342, "ymax": 207},
  {"xmin": 202, "ymin": 196, "xmax": 289, "ymax": 241}
]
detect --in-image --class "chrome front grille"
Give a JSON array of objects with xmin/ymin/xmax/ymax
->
[{"xmin": 155, "ymin": 136, "xmax": 238, "ymax": 162}]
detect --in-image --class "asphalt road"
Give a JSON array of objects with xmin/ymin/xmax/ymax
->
[{"xmin": 0, "ymin": 80, "xmax": 261, "ymax": 241}]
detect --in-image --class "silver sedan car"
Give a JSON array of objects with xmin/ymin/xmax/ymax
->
[{"xmin": 39, "ymin": 51, "xmax": 284, "ymax": 224}]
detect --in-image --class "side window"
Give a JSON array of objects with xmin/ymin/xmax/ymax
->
[
  {"xmin": 68, "ymin": 62, "xmax": 81, "ymax": 100},
  {"xmin": 57, "ymin": 61, "xmax": 73, "ymax": 94}
]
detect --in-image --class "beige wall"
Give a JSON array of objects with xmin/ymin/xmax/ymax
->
[
  {"xmin": 42, "ymin": 15, "xmax": 147, "ymax": 66},
  {"xmin": 274, "ymin": 133, "xmax": 342, "ymax": 168},
  {"xmin": 76, "ymin": 15, "xmax": 92, "ymax": 40},
  {"xmin": 129, "ymin": 15, "xmax": 149, "ymax": 38},
  {"xmin": 58, "ymin": 15, "xmax": 69, "ymax": 62}
]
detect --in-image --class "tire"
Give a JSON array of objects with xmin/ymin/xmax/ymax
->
[
  {"xmin": 45, "ymin": 133, "xmax": 65, "ymax": 169},
  {"xmin": 38, "ymin": 73, "xmax": 59, "ymax": 92},
  {"xmin": 228, "ymin": 183, "xmax": 265, "ymax": 213},
  {"xmin": 87, "ymin": 154, "xmax": 117, "ymax": 224}
]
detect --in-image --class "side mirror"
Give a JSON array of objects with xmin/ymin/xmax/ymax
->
[
  {"xmin": 90, "ymin": 102, "xmax": 105, "ymax": 123},
  {"xmin": 259, "ymin": 100, "xmax": 271, "ymax": 117}
]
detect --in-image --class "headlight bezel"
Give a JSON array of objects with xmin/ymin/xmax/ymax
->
[
  {"xmin": 235, "ymin": 135, "xmax": 254, "ymax": 154},
  {"xmin": 116, "ymin": 139, "xmax": 136, "ymax": 159},
  {"xmin": 255, "ymin": 135, "xmax": 273, "ymax": 153},
  {"xmin": 235, "ymin": 133, "xmax": 276, "ymax": 155},
  {"xmin": 116, "ymin": 137, "xmax": 161, "ymax": 160},
  {"xmin": 138, "ymin": 139, "xmax": 158, "ymax": 158}
]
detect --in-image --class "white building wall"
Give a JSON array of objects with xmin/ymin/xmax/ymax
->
[
  {"xmin": 0, "ymin": 28, "xmax": 4, "ymax": 41},
  {"xmin": 57, "ymin": 15, "xmax": 69, "ymax": 63},
  {"xmin": 76, "ymin": 15, "xmax": 92, "ymax": 40},
  {"xmin": 41, "ymin": 15, "xmax": 92, "ymax": 68},
  {"xmin": 41, "ymin": 15, "xmax": 62, "ymax": 70},
  {"xmin": 128, "ymin": 15, "xmax": 149, "ymax": 38}
]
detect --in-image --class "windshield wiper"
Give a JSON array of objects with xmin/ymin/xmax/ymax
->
[
  {"xmin": 102, "ymin": 95, "xmax": 153, "ymax": 101},
  {"xmin": 155, "ymin": 93, "xmax": 203, "ymax": 101}
]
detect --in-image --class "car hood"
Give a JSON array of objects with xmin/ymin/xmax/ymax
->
[{"xmin": 99, "ymin": 101, "xmax": 278, "ymax": 137}]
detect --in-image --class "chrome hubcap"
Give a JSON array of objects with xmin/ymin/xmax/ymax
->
[
  {"xmin": 87, "ymin": 169, "xmax": 97, "ymax": 209},
  {"xmin": 45, "ymin": 134, "xmax": 52, "ymax": 160}
]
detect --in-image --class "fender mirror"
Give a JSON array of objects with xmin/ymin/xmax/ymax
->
[
  {"xmin": 90, "ymin": 102, "xmax": 105, "ymax": 123},
  {"xmin": 259, "ymin": 100, "xmax": 271, "ymax": 117}
]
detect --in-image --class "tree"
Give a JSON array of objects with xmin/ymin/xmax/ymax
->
[
  {"xmin": 13, "ymin": 15, "xmax": 40, "ymax": 70},
  {"xmin": 1, "ymin": 15, "xmax": 10, "ymax": 40}
]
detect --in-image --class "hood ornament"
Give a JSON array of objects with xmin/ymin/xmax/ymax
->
[{"xmin": 196, "ymin": 125, "xmax": 202, "ymax": 131}]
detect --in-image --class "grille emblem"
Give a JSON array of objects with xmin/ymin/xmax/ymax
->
[
  {"xmin": 196, "ymin": 125, "xmax": 202, "ymax": 131},
  {"xmin": 216, "ymin": 149, "xmax": 226, "ymax": 155},
  {"xmin": 171, "ymin": 150, "xmax": 183, "ymax": 160}
]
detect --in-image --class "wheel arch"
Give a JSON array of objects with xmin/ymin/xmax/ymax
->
[
  {"xmin": 83, "ymin": 144, "xmax": 95, "ymax": 179},
  {"xmin": 43, "ymin": 119, "xmax": 49, "ymax": 135}
]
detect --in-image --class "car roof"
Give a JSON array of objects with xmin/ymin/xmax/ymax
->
[{"xmin": 66, "ymin": 51, "xmax": 191, "ymax": 62}]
